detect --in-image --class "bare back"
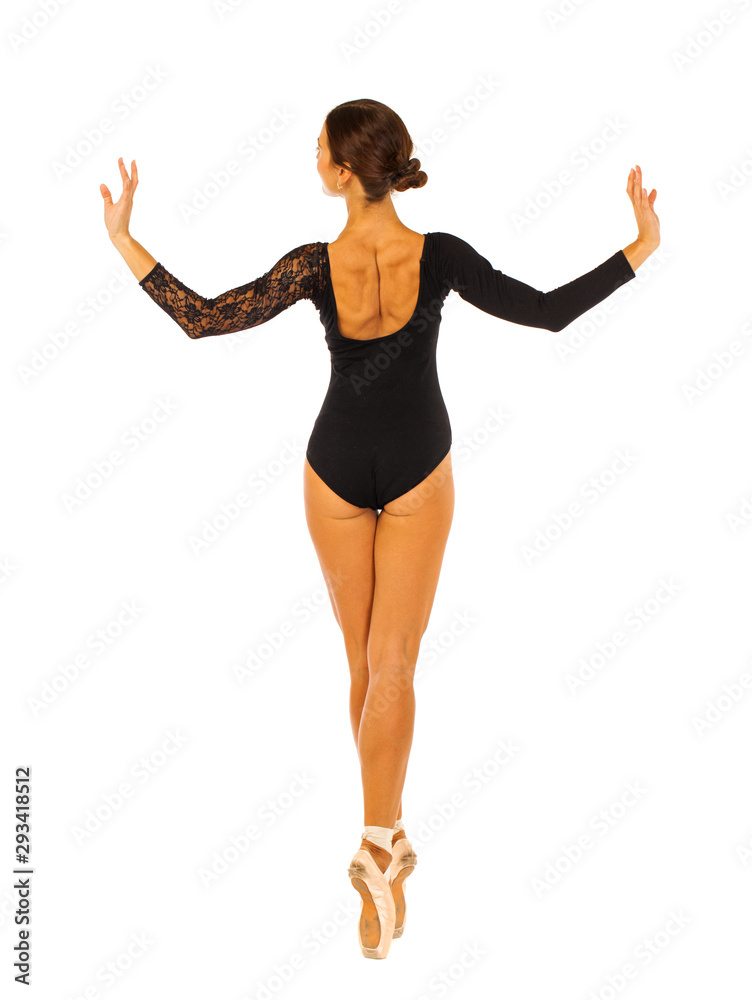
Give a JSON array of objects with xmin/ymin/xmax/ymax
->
[{"xmin": 326, "ymin": 229, "xmax": 426, "ymax": 341}]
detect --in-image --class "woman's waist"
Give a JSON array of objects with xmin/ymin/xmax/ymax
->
[
  {"xmin": 311, "ymin": 390, "xmax": 450, "ymax": 432},
  {"xmin": 318, "ymin": 378, "xmax": 446, "ymax": 411}
]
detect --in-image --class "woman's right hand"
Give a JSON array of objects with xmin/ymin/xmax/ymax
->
[
  {"xmin": 627, "ymin": 164, "xmax": 659, "ymax": 248},
  {"xmin": 100, "ymin": 157, "xmax": 138, "ymax": 241}
]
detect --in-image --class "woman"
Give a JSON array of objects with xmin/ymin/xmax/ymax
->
[{"xmin": 101, "ymin": 98, "xmax": 660, "ymax": 960}]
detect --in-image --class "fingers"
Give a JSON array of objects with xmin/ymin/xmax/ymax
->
[
  {"xmin": 627, "ymin": 165, "xmax": 658, "ymax": 238},
  {"xmin": 627, "ymin": 167, "xmax": 639, "ymax": 207},
  {"xmin": 627, "ymin": 165, "xmax": 642, "ymax": 206},
  {"xmin": 627, "ymin": 164, "xmax": 653, "ymax": 208},
  {"xmin": 117, "ymin": 156, "xmax": 137, "ymax": 190},
  {"xmin": 100, "ymin": 183, "xmax": 112, "ymax": 205}
]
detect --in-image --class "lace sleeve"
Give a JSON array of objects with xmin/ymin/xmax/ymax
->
[
  {"xmin": 138, "ymin": 241, "xmax": 325, "ymax": 338},
  {"xmin": 436, "ymin": 232, "xmax": 636, "ymax": 333}
]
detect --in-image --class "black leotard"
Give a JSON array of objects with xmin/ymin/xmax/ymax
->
[{"xmin": 138, "ymin": 232, "xmax": 635, "ymax": 509}]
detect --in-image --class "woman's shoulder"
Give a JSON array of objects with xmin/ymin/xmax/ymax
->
[
  {"xmin": 430, "ymin": 231, "xmax": 476, "ymax": 251},
  {"xmin": 425, "ymin": 231, "xmax": 485, "ymax": 273}
]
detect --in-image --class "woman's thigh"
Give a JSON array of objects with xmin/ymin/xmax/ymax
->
[
  {"xmin": 368, "ymin": 451, "xmax": 455, "ymax": 672},
  {"xmin": 303, "ymin": 457, "xmax": 378, "ymax": 663}
]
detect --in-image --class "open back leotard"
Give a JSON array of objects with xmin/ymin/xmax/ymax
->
[{"xmin": 138, "ymin": 232, "xmax": 636, "ymax": 509}]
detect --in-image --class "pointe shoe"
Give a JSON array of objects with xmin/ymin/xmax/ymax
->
[
  {"xmin": 389, "ymin": 831, "xmax": 417, "ymax": 939},
  {"xmin": 348, "ymin": 840, "xmax": 396, "ymax": 959}
]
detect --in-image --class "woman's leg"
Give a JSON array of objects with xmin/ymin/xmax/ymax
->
[
  {"xmin": 361, "ymin": 452, "xmax": 455, "ymax": 827},
  {"xmin": 304, "ymin": 459, "xmax": 400, "ymax": 807},
  {"xmin": 303, "ymin": 454, "xmax": 453, "ymax": 827}
]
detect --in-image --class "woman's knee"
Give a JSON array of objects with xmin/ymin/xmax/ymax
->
[
  {"xmin": 366, "ymin": 636, "xmax": 421, "ymax": 681},
  {"xmin": 347, "ymin": 652, "xmax": 370, "ymax": 686},
  {"xmin": 363, "ymin": 666, "xmax": 415, "ymax": 721}
]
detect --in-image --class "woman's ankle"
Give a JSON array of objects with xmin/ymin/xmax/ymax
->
[{"xmin": 361, "ymin": 839, "xmax": 391, "ymax": 874}]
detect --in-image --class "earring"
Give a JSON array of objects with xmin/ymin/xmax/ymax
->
[{"xmin": 337, "ymin": 181, "xmax": 342, "ymax": 190}]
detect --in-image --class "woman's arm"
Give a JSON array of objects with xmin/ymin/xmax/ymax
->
[
  {"xmin": 437, "ymin": 164, "xmax": 660, "ymax": 333},
  {"xmin": 437, "ymin": 236, "xmax": 639, "ymax": 333},
  {"xmin": 110, "ymin": 232, "xmax": 157, "ymax": 283},
  {"xmin": 101, "ymin": 157, "xmax": 324, "ymax": 338},
  {"xmin": 132, "ymin": 246, "xmax": 323, "ymax": 339}
]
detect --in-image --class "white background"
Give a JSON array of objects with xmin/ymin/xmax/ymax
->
[{"xmin": 3, "ymin": 0, "xmax": 752, "ymax": 995}]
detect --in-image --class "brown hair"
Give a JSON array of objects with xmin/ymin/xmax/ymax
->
[{"xmin": 324, "ymin": 98, "xmax": 427, "ymax": 203}]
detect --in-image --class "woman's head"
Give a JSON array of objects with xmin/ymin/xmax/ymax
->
[{"xmin": 316, "ymin": 99, "xmax": 427, "ymax": 203}]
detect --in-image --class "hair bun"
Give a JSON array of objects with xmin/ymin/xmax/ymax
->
[
  {"xmin": 392, "ymin": 156, "xmax": 426, "ymax": 192},
  {"xmin": 392, "ymin": 158, "xmax": 417, "ymax": 180}
]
